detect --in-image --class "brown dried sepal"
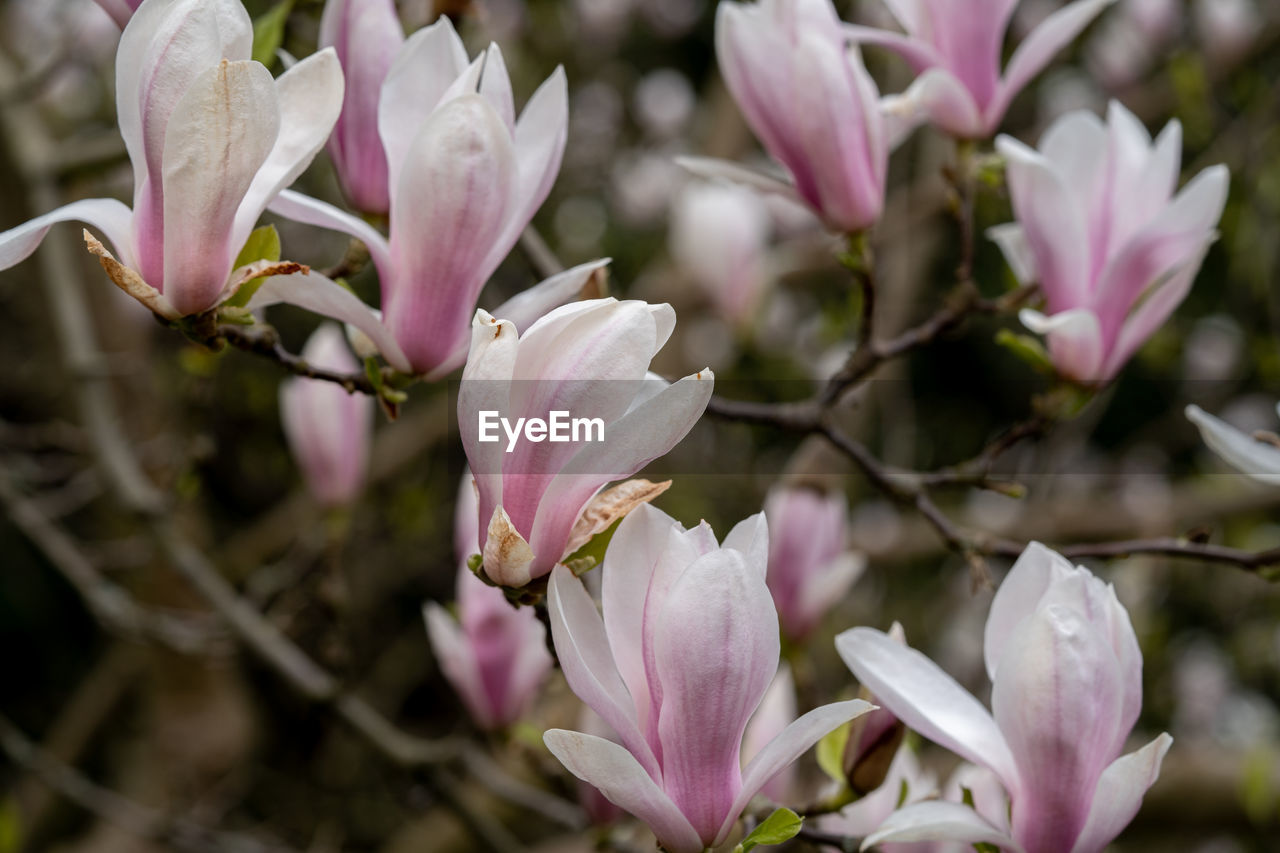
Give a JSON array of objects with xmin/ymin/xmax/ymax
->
[
  {"xmin": 482, "ymin": 505, "xmax": 536, "ymax": 588},
  {"xmin": 83, "ymin": 230, "xmax": 181, "ymax": 320},
  {"xmin": 562, "ymin": 478, "xmax": 672, "ymax": 557}
]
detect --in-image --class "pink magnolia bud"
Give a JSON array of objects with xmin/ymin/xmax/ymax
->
[
  {"xmin": 319, "ymin": 0, "xmax": 404, "ymax": 215},
  {"xmin": 544, "ymin": 505, "xmax": 872, "ymax": 853},
  {"xmin": 669, "ymin": 183, "xmax": 772, "ymax": 329},
  {"xmin": 279, "ymin": 325, "xmax": 373, "ymax": 508},
  {"xmin": 848, "ymin": 0, "xmax": 1115, "ymax": 139},
  {"xmin": 263, "ymin": 17, "xmax": 598, "ymax": 378},
  {"xmin": 91, "ymin": 0, "xmax": 143, "ymax": 29},
  {"xmin": 0, "ymin": 0, "xmax": 344, "ymax": 318},
  {"xmin": 457, "ymin": 298, "xmax": 714, "ymax": 588},
  {"xmin": 712, "ymin": 0, "xmax": 888, "ymax": 233},
  {"xmin": 424, "ymin": 545, "xmax": 553, "ymax": 729},
  {"xmin": 838, "ymin": 542, "xmax": 1172, "ymax": 853},
  {"xmin": 764, "ymin": 485, "xmax": 865, "ymax": 642},
  {"xmin": 992, "ymin": 101, "xmax": 1228, "ymax": 383}
]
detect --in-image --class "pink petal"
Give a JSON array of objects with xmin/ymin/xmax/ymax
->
[
  {"xmin": 1020, "ymin": 308, "xmax": 1105, "ymax": 382},
  {"xmin": 983, "ymin": 541, "xmax": 1075, "ymax": 682},
  {"xmin": 245, "ymin": 271, "xmax": 411, "ymax": 373},
  {"xmin": 653, "ymin": 549, "xmax": 780, "ymax": 842},
  {"xmin": 543, "ymin": 730, "xmax": 703, "ymax": 853},
  {"xmin": 320, "ymin": 0, "xmax": 403, "ymax": 214},
  {"xmin": 384, "ymin": 95, "xmax": 516, "ymax": 375},
  {"xmin": 0, "ymin": 198, "xmax": 136, "ymax": 273},
  {"xmin": 233, "ymin": 48, "xmax": 345, "ymax": 253},
  {"xmin": 992, "ymin": 604, "xmax": 1125, "ymax": 852},
  {"xmin": 897, "ymin": 68, "xmax": 986, "ymax": 139},
  {"xmin": 835, "ymin": 627, "xmax": 1020, "ymax": 793},
  {"xmin": 496, "ymin": 66, "xmax": 569, "ymax": 262},
  {"xmin": 990, "ymin": 0, "xmax": 1118, "ymax": 130},
  {"xmin": 378, "ymin": 17, "xmax": 469, "ymax": 203},
  {"xmin": 546, "ymin": 566, "xmax": 660, "ymax": 778},
  {"xmin": 1068, "ymin": 734, "xmax": 1172, "ymax": 853},
  {"xmin": 724, "ymin": 699, "xmax": 873, "ymax": 846},
  {"xmin": 265, "ymin": 189, "xmax": 393, "ymax": 283},
  {"xmin": 423, "ymin": 602, "xmax": 494, "ymax": 729}
]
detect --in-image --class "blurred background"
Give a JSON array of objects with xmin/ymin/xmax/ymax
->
[{"xmin": 0, "ymin": 0, "xmax": 1279, "ymax": 850}]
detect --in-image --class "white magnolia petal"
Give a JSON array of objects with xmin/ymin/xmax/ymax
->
[
  {"xmin": 245, "ymin": 271, "xmax": 411, "ymax": 373},
  {"xmin": 861, "ymin": 801, "xmax": 1023, "ymax": 851},
  {"xmin": 234, "ymin": 48, "xmax": 345, "ymax": 249},
  {"xmin": 722, "ymin": 699, "xmax": 873, "ymax": 845},
  {"xmin": 835, "ymin": 627, "xmax": 1020, "ymax": 792},
  {"xmin": 1069, "ymin": 733, "xmax": 1173, "ymax": 853},
  {"xmin": 721, "ymin": 512, "xmax": 769, "ymax": 578},
  {"xmin": 674, "ymin": 157, "xmax": 804, "ymax": 205},
  {"xmin": 265, "ymin": 189, "xmax": 393, "ymax": 281},
  {"xmin": 543, "ymin": 730, "xmax": 703, "ymax": 853},
  {"xmin": 988, "ymin": 223, "xmax": 1038, "ymax": 285},
  {"xmin": 0, "ymin": 198, "xmax": 135, "ymax": 272},
  {"xmin": 1186, "ymin": 405, "xmax": 1280, "ymax": 484},
  {"xmin": 983, "ymin": 541, "xmax": 1074, "ymax": 681}
]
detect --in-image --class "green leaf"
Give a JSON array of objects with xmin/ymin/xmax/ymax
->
[
  {"xmin": 816, "ymin": 720, "xmax": 851, "ymax": 784},
  {"xmin": 994, "ymin": 328, "xmax": 1053, "ymax": 374},
  {"xmin": 561, "ymin": 516, "xmax": 623, "ymax": 570},
  {"xmin": 252, "ymin": 1, "xmax": 295, "ymax": 68},
  {"xmin": 225, "ymin": 225, "xmax": 282, "ymax": 307},
  {"xmin": 735, "ymin": 808, "xmax": 803, "ymax": 853}
]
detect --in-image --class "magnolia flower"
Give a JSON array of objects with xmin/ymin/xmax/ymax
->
[
  {"xmin": 682, "ymin": 0, "xmax": 888, "ymax": 233},
  {"xmin": 0, "ymin": 0, "xmax": 344, "ymax": 318},
  {"xmin": 424, "ymin": 478, "xmax": 553, "ymax": 729},
  {"xmin": 278, "ymin": 325, "xmax": 373, "ymax": 508},
  {"xmin": 1186, "ymin": 404, "xmax": 1280, "ymax": 485},
  {"xmin": 319, "ymin": 0, "xmax": 403, "ymax": 214},
  {"xmin": 458, "ymin": 298, "xmax": 713, "ymax": 587},
  {"xmin": 543, "ymin": 505, "xmax": 872, "ymax": 852},
  {"xmin": 848, "ymin": 0, "xmax": 1116, "ymax": 139},
  {"xmin": 991, "ymin": 101, "xmax": 1228, "ymax": 383},
  {"xmin": 764, "ymin": 485, "xmax": 865, "ymax": 643},
  {"xmin": 92, "ymin": 0, "xmax": 143, "ymax": 28},
  {"xmin": 258, "ymin": 17, "xmax": 595, "ymax": 378},
  {"xmin": 837, "ymin": 542, "xmax": 1171, "ymax": 853},
  {"xmin": 669, "ymin": 182, "xmax": 772, "ymax": 330}
]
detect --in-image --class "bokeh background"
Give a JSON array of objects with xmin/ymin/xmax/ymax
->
[{"xmin": 1, "ymin": 0, "xmax": 1279, "ymax": 850}]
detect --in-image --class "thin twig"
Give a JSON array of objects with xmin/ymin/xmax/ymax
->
[{"xmin": 0, "ymin": 714, "xmax": 294, "ymax": 853}]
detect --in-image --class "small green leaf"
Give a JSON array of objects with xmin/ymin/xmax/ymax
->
[
  {"xmin": 735, "ymin": 808, "xmax": 803, "ymax": 853},
  {"xmin": 816, "ymin": 720, "xmax": 851, "ymax": 784},
  {"xmin": 994, "ymin": 328, "xmax": 1052, "ymax": 374},
  {"xmin": 562, "ymin": 517, "xmax": 623, "ymax": 570},
  {"xmin": 252, "ymin": 1, "xmax": 295, "ymax": 68},
  {"xmin": 226, "ymin": 225, "xmax": 282, "ymax": 307}
]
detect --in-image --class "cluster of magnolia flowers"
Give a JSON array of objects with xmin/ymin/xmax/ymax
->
[{"xmin": 1, "ymin": 0, "xmax": 1270, "ymax": 849}]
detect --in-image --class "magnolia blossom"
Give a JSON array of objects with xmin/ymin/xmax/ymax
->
[
  {"xmin": 0, "ymin": 0, "xmax": 344, "ymax": 318},
  {"xmin": 991, "ymin": 101, "xmax": 1228, "ymax": 383},
  {"xmin": 1194, "ymin": 0, "xmax": 1259, "ymax": 64},
  {"xmin": 92, "ymin": 0, "xmax": 143, "ymax": 28},
  {"xmin": 822, "ymin": 746, "xmax": 938, "ymax": 852},
  {"xmin": 423, "ymin": 477, "xmax": 553, "ymax": 729},
  {"xmin": 278, "ymin": 325, "xmax": 373, "ymax": 508},
  {"xmin": 1186, "ymin": 404, "xmax": 1280, "ymax": 485},
  {"xmin": 848, "ymin": 0, "xmax": 1115, "ymax": 139},
  {"xmin": 257, "ymin": 17, "xmax": 595, "ymax": 378},
  {"xmin": 837, "ymin": 542, "xmax": 1171, "ymax": 853},
  {"xmin": 669, "ymin": 183, "xmax": 772, "ymax": 329},
  {"xmin": 543, "ymin": 505, "xmax": 871, "ymax": 853},
  {"xmin": 683, "ymin": 0, "xmax": 888, "ymax": 233},
  {"xmin": 458, "ymin": 298, "xmax": 713, "ymax": 587},
  {"xmin": 319, "ymin": 0, "xmax": 403, "ymax": 214},
  {"xmin": 764, "ymin": 485, "xmax": 865, "ymax": 642}
]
